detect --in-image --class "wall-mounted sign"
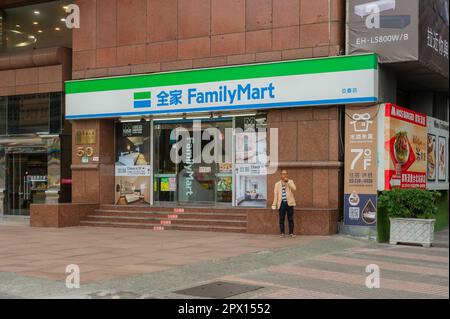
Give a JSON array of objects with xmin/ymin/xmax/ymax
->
[
  {"xmin": 347, "ymin": 0, "xmax": 449, "ymax": 78},
  {"xmin": 378, "ymin": 103, "xmax": 427, "ymax": 190},
  {"xmin": 66, "ymin": 54, "xmax": 378, "ymax": 119},
  {"xmin": 344, "ymin": 105, "xmax": 378, "ymax": 226},
  {"xmin": 76, "ymin": 146, "xmax": 94, "ymax": 157},
  {"xmin": 347, "ymin": 0, "xmax": 419, "ymax": 63},
  {"xmin": 75, "ymin": 129, "xmax": 96, "ymax": 145}
]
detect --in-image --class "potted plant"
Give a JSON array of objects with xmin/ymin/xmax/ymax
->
[{"xmin": 378, "ymin": 188, "xmax": 441, "ymax": 247}]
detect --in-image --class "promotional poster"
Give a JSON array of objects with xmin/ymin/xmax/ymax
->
[
  {"xmin": 344, "ymin": 105, "xmax": 379, "ymax": 226},
  {"xmin": 383, "ymin": 103, "xmax": 427, "ymax": 190},
  {"xmin": 114, "ymin": 121, "xmax": 151, "ymax": 205},
  {"xmin": 235, "ymin": 116, "xmax": 268, "ymax": 207}
]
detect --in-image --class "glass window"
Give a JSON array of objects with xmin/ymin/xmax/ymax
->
[
  {"xmin": 49, "ymin": 92, "xmax": 62, "ymax": 134},
  {"xmin": 0, "ymin": 1, "xmax": 72, "ymax": 53},
  {"xmin": 0, "ymin": 97, "xmax": 6, "ymax": 135},
  {"xmin": 235, "ymin": 114, "xmax": 268, "ymax": 207},
  {"xmin": 8, "ymin": 94, "xmax": 49, "ymax": 134},
  {"xmin": 1, "ymin": 92, "xmax": 63, "ymax": 136},
  {"xmin": 114, "ymin": 121, "xmax": 151, "ymax": 206}
]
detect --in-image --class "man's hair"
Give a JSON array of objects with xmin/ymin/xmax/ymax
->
[{"xmin": 281, "ymin": 170, "xmax": 287, "ymax": 174}]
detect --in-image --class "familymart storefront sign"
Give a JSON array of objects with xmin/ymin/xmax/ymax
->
[{"xmin": 65, "ymin": 54, "xmax": 378, "ymax": 119}]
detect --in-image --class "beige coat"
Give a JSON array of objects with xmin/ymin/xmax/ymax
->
[{"xmin": 272, "ymin": 180, "xmax": 297, "ymax": 209}]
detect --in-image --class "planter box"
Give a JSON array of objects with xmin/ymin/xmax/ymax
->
[{"xmin": 389, "ymin": 218, "xmax": 435, "ymax": 247}]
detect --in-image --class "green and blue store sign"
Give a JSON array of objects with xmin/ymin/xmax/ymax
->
[{"xmin": 65, "ymin": 54, "xmax": 379, "ymax": 119}]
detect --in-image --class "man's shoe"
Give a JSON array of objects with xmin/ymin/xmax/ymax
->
[
  {"xmin": 279, "ymin": 234, "xmax": 285, "ymax": 238},
  {"xmin": 289, "ymin": 234, "xmax": 296, "ymax": 238}
]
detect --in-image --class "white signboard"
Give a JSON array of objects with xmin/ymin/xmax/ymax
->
[{"xmin": 65, "ymin": 55, "xmax": 378, "ymax": 119}]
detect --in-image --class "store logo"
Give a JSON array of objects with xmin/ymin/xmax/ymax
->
[{"xmin": 133, "ymin": 92, "xmax": 152, "ymax": 108}]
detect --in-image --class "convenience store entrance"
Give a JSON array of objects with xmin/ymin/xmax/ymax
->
[
  {"xmin": 5, "ymin": 152, "xmax": 47, "ymax": 216},
  {"xmin": 153, "ymin": 119, "xmax": 233, "ymax": 206}
]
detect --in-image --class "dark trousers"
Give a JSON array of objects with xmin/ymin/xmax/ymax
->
[{"xmin": 279, "ymin": 201, "xmax": 294, "ymax": 235}]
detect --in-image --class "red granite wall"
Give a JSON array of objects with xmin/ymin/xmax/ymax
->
[
  {"xmin": 248, "ymin": 105, "xmax": 343, "ymax": 235},
  {"xmin": 72, "ymin": 0, "xmax": 346, "ymax": 79}
]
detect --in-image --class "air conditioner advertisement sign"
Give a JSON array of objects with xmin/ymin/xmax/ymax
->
[{"xmin": 347, "ymin": 0, "xmax": 420, "ymax": 62}]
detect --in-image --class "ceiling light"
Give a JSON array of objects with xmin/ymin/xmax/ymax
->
[
  {"xmin": 63, "ymin": 5, "xmax": 69, "ymax": 10},
  {"xmin": 38, "ymin": 30, "xmax": 43, "ymax": 33},
  {"xmin": 54, "ymin": 27, "xmax": 61, "ymax": 31},
  {"xmin": 15, "ymin": 24, "xmax": 20, "ymax": 28},
  {"xmin": 28, "ymin": 35, "xmax": 35, "ymax": 39},
  {"xmin": 34, "ymin": 10, "xmax": 40, "ymax": 15},
  {"xmin": 60, "ymin": 18, "xmax": 66, "ymax": 22},
  {"xmin": 33, "ymin": 21, "xmax": 38, "ymax": 25}
]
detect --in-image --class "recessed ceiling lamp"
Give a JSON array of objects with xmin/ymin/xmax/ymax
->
[
  {"xmin": 33, "ymin": 21, "xmax": 38, "ymax": 25},
  {"xmin": 54, "ymin": 27, "xmax": 61, "ymax": 31},
  {"xmin": 34, "ymin": 10, "xmax": 40, "ymax": 15},
  {"xmin": 38, "ymin": 30, "xmax": 43, "ymax": 33},
  {"xmin": 60, "ymin": 18, "xmax": 66, "ymax": 22}
]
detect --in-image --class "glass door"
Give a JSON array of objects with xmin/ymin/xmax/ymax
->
[
  {"xmin": 6, "ymin": 153, "xmax": 47, "ymax": 216},
  {"xmin": 153, "ymin": 119, "xmax": 233, "ymax": 206}
]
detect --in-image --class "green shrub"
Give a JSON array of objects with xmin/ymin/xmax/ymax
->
[{"xmin": 378, "ymin": 188, "xmax": 441, "ymax": 219}]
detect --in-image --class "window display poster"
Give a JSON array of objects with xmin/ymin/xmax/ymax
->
[
  {"xmin": 427, "ymin": 116, "xmax": 449, "ymax": 190},
  {"xmin": 235, "ymin": 115, "xmax": 268, "ymax": 207},
  {"xmin": 383, "ymin": 103, "xmax": 427, "ymax": 190},
  {"xmin": 235, "ymin": 175, "xmax": 267, "ymax": 207},
  {"xmin": 217, "ymin": 176, "xmax": 232, "ymax": 192},
  {"xmin": 115, "ymin": 121, "xmax": 151, "ymax": 205},
  {"xmin": 438, "ymin": 136, "xmax": 447, "ymax": 181},
  {"xmin": 427, "ymin": 134, "xmax": 437, "ymax": 181},
  {"xmin": 344, "ymin": 105, "xmax": 378, "ymax": 226}
]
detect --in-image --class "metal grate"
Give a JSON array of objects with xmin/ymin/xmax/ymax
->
[{"xmin": 174, "ymin": 281, "xmax": 263, "ymax": 299}]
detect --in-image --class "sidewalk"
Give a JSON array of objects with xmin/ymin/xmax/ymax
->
[{"xmin": 0, "ymin": 225, "xmax": 447, "ymax": 299}]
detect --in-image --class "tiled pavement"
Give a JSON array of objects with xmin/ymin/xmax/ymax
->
[
  {"xmin": 0, "ymin": 224, "xmax": 448, "ymax": 299},
  {"xmin": 217, "ymin": 230, "xmax": 449, "ymax": 299}
]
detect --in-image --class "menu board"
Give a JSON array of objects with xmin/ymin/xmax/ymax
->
[{"xmin": 344, "ymin": 105, "xmax": 378, "ymax": 226}]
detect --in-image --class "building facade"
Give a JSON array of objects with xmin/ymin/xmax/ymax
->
[
  {"xmin": 0, "ymin": 0, "xmax": 72, "ymax": 216},
  {"xmin": 61, "ymin": 0, "xmax": 351, "ymax": 235},
  {"xmin": 1, "ymin": 0, "xmax": 448, "ymax": 236}
]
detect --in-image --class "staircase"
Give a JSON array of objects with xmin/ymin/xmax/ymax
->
[{"xmin": 80, "ymin": 205, "xmax": 248, "ymax": 233}]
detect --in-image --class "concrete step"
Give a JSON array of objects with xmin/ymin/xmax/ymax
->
[
  {"xmin": 92, "ymin": 209, "xmax": 247, "ymax": 221},
  {"xmin": 79, "ymin": 220, "xmax": 247, "ymax": 233},
  {"xmin": 98, "ymin": 204, "xmax": 255, "ymax": 214},
  {"xmin": 85, "ymin": 215, "xmax": 247, "ymax": 227}
]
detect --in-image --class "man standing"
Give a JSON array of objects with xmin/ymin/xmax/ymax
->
[{"xmin": 272, "ymin": 170, "xmax": 297, "ymax": 238}]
